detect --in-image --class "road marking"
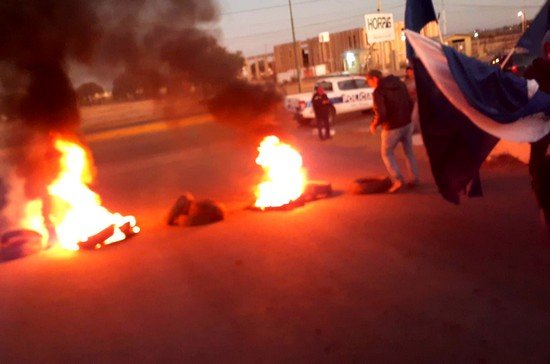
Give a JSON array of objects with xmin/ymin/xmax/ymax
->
[
  {"xmin": 86, "ymin": 113, "xmax": 213, "ymax": 142},
  {"xmin": 0, "ymin": 113, "xmax": 214, "ymax": 159}
]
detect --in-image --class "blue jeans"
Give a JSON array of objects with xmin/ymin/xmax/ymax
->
[{"xmin": 380, "ymin": 123, "xmax": 419, "ymax": 183}]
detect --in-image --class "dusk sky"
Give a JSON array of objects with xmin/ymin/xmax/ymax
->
[{"xmin": 217, "ymin": 0, "xmax": 547, "ymax": 56}]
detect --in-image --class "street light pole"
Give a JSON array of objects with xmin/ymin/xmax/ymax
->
[
  {"xmin": 376, "ymin": 0, "xmax": 387, "ymax": 70},
  {"xmin": 518, "ymin": 10, "xmax": 526, "ymax": 33},
  {"xmin": 288, "ymin": 0, "xmax": 302, "ymax": 93}
]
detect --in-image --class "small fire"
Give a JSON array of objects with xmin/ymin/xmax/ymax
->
[
  {"xmin": 22, "ymin": 136, "xmax": 139, "ymax": 251},
  {"xmin": 255, "ymin": 136, "xmax": 306, "ymax": 209}
]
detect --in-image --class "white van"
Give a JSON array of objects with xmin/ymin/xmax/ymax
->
[{"xmin": 284, "ymin": 76, "xmax": 374, "ymax": 125}]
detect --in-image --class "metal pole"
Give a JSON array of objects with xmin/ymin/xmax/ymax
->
[
  {"xmin": 435, "ymin": 0, "xmax": 445, "ymax": 44},
  {"xmin": 500, "ymin": 47, "xmax": 516, "ymax": 69},
  {"xmin": 522, "ymin": 0, "xmax": 526, "ymax": 33},
  {"xmin": 288, "ymin": 0, "xmax": 302, "ymax": 93},
  {"xmin": 376, "ymin": 0, "xmax": 386, "ymax": 71},
  {"xmin": 441, "ymin": 0, "xmax": 447, "ymax": 36}
]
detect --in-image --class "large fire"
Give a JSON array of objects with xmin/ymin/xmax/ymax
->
[
  {"xmin": 255, "ymin": 136, "xmax": 306, "ymax": 209},
  {"xmin": 21, "ymin": 137, "xmax": 139, "ymax": 251}
]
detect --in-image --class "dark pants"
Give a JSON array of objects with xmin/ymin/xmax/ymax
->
[
  {"xmin": 316, "ymin": 116, "xmax": 330, "ymax": 140},
  {"xmin": 529, "ymin": 133, "xmax": 550, "ymax": 227}
]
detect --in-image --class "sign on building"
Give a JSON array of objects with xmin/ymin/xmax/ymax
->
[
  {"xmin": 318, "ymin": 32, "xmax": 330, "ymax": 43},
  {"xmin": 364, "ymin": 13, "xmax": 395, "ymax": 43}
]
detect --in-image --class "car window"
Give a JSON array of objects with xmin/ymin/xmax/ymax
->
[
  {"xmin": 337, "ymin": 80, "xmax": 356, "ymax": 90},
  {"xmin": 354, "ymin": 78, "xmax": 368, "ymax": 89},
  {"xmin": 314, "ymin": 81, "xmax": 333, "ymax": 92}
]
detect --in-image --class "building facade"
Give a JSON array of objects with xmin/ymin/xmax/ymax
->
[{"xmin": 273, "ymin": 20, "xmax": 441, "ymax": 79}]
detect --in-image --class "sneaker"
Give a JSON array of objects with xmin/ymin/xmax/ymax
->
[{"xmin": 388, "ymin": 181, "xmax": 403, "ymax": 193}]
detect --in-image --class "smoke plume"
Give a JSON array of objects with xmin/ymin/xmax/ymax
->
[{"xmin": 0, "ymin": 0, "xmax": 282, "ymax": 213}]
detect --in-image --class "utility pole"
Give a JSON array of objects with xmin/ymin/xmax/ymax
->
[
  {"xmin": 441, "ymin": 0, "xmax": 447, "ymax": 37},
  {"xmin": 522, "ymin": 0, "xmax": 526, "ymax": 32},
  {"xmin": 376, "ymin": 0, "xmax": 388, "ymax": 71},
  {"xmin": 288, "ymin": 0, "xmax": 302, "ymax": 93},
  {"xmin": 519, "ymin": 0, "xmax": 526, "ymax": 33}
]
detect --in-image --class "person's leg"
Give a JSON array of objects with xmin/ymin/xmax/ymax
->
[
  {"xmin": 323, "ymin": 116, "xmax": 331, "ymax": 139},
  {"xmin": 381, "ymin": 128, "xmax": 404, "ymax": 186},
  {"xmin": 400, "ymin": 123, "xmax": 420, "ymax": 186},
  {"xmin": 316, "ymin": 118, "xmax": 325, "ymax": 140},
  {"xmin": 411, "ymin": 101, "xmax": 421, "ymax": 134},
  {"xmin": 529, "ymin": 133, "xmax": 550, "ymax": 230}
]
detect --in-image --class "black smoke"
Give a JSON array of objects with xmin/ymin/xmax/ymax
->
[{"xmin": 0, "ymin": 0, "xmax": 282, "ymax": 206}]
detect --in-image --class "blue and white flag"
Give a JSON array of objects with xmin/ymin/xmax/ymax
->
[
  {"xmin": 406, "ymin": 30, "xmax": 550, "ymax": 203},
  {"xmin": 407, "ymin": 32, "xmax": 550, "ymax": 142},
  {"xmin": 517, "ymin": 0, "xmax": 549, "ymax": 57},
  {"xmin": 404, "ymin": 0, "xmax": 437, "ymax": 58},
  {"xmin": 405, "ymin": 0, "xmax": 437, "ymax": 33},
  {"xmin": 404, "ymin": 0, "xmax": 550, "ymax": 204}
]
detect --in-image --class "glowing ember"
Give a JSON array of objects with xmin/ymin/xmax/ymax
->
[
  {"xmin": 22, "ymin": 137, "xmax": 139, "ymax": 251},
  {"xmin": 255, "ymin": 136, "xmax": 306, "ymax": 209}
]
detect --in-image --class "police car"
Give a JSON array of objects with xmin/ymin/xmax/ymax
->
[{"xmin": 284, "ymin": 76, "xmax": 374, "ymax": 125}]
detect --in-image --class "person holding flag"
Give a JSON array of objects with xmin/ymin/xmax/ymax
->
[
  {"xmin": 405, "ymin": 0, "xmax": 550, "ymax": 230},
  {"xmin": 524, "ymin": 33, "xmax": 550, "ymax": 227}
]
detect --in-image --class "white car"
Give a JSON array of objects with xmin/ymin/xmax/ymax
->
[{"xmin": 284, "ymin": 76, "xmax": 375, "ymax": 125}]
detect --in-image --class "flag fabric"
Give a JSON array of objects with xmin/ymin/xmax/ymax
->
[
  {"xmin": 442, "ymin": 44, "xmax": 550, "ymax": 124},
  {"xmin": 413, "ymin": 57, "xmax": 497, "ymax": 203},
  {"xmin": 404, "ymin": 0, "xmax": 437, "ymax": 58},
  {"xmin": 406, "ymin": 30, "xmax": 550, "ymax": 204},
  {"xmin": 517, "ymin": 0, "xmax": 549, "ymax": 57},
  {"xmin": 404, "ymin": 0, "xmax": 437, "ymax": 33}
]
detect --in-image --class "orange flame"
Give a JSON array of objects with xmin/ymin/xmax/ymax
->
[
  {"xmin": 22, "ymin": 137, "xmax": 139, "ymax": 251},
  {"xmin": 254, "ymin": 136, "xmax": 306, "ymax": 209}
]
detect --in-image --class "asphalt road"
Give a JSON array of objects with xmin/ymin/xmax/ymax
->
[{"xmin": 1, "ymin": 110, "xmax": 549, "ymax": 363}]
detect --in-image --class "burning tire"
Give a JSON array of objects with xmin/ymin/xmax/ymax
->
[
  {"xmin": 1, "ymin": 230, "xmax": 44, "ymax": 261},
  {"xmin": 78, "ymin": 225, "xmax": 116, "ymax": 250},
  {"xmin": 350, "ymin": 177, "xmax": 392, "ymax": 194},
  {"xmin": 77, "ymin": 218, "xmax": 140, "ymax": 251}
]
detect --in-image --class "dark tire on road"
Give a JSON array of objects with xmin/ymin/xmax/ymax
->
[
  {"xmin": 1, "ymin": 230, "xmax": 44, "ymax": 262},
  {"xmin": 167, "ymin": 193, "xmax": 195, "ymax": 226},
  {"xmin": 350, "ymin": 177, "xmax": 393, "ymax": 194},
  {"xmin": 187, "ymin": 200, "xmax": 225, "ymax": 226}
]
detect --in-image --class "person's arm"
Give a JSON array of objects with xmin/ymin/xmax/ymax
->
[{"xmin": 370, "ymin": 90, "xmax": 386, "ymax": 133}]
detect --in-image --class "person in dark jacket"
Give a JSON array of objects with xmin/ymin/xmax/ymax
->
[
  {"xmin": 367, "ymin": 69, "xmax": 419, "ymax": 192},
  {"xmin": 524, "ymin": 37, "xmax": 550, "ymax": 229},
  {"xmin": 311, "ymin": 86, "xmax": 333, "ymax": 140}
]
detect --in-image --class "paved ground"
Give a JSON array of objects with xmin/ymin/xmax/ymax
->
[{"xmin": 1, "ymin": 110, "xmax": 549, "ymax": 363}]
